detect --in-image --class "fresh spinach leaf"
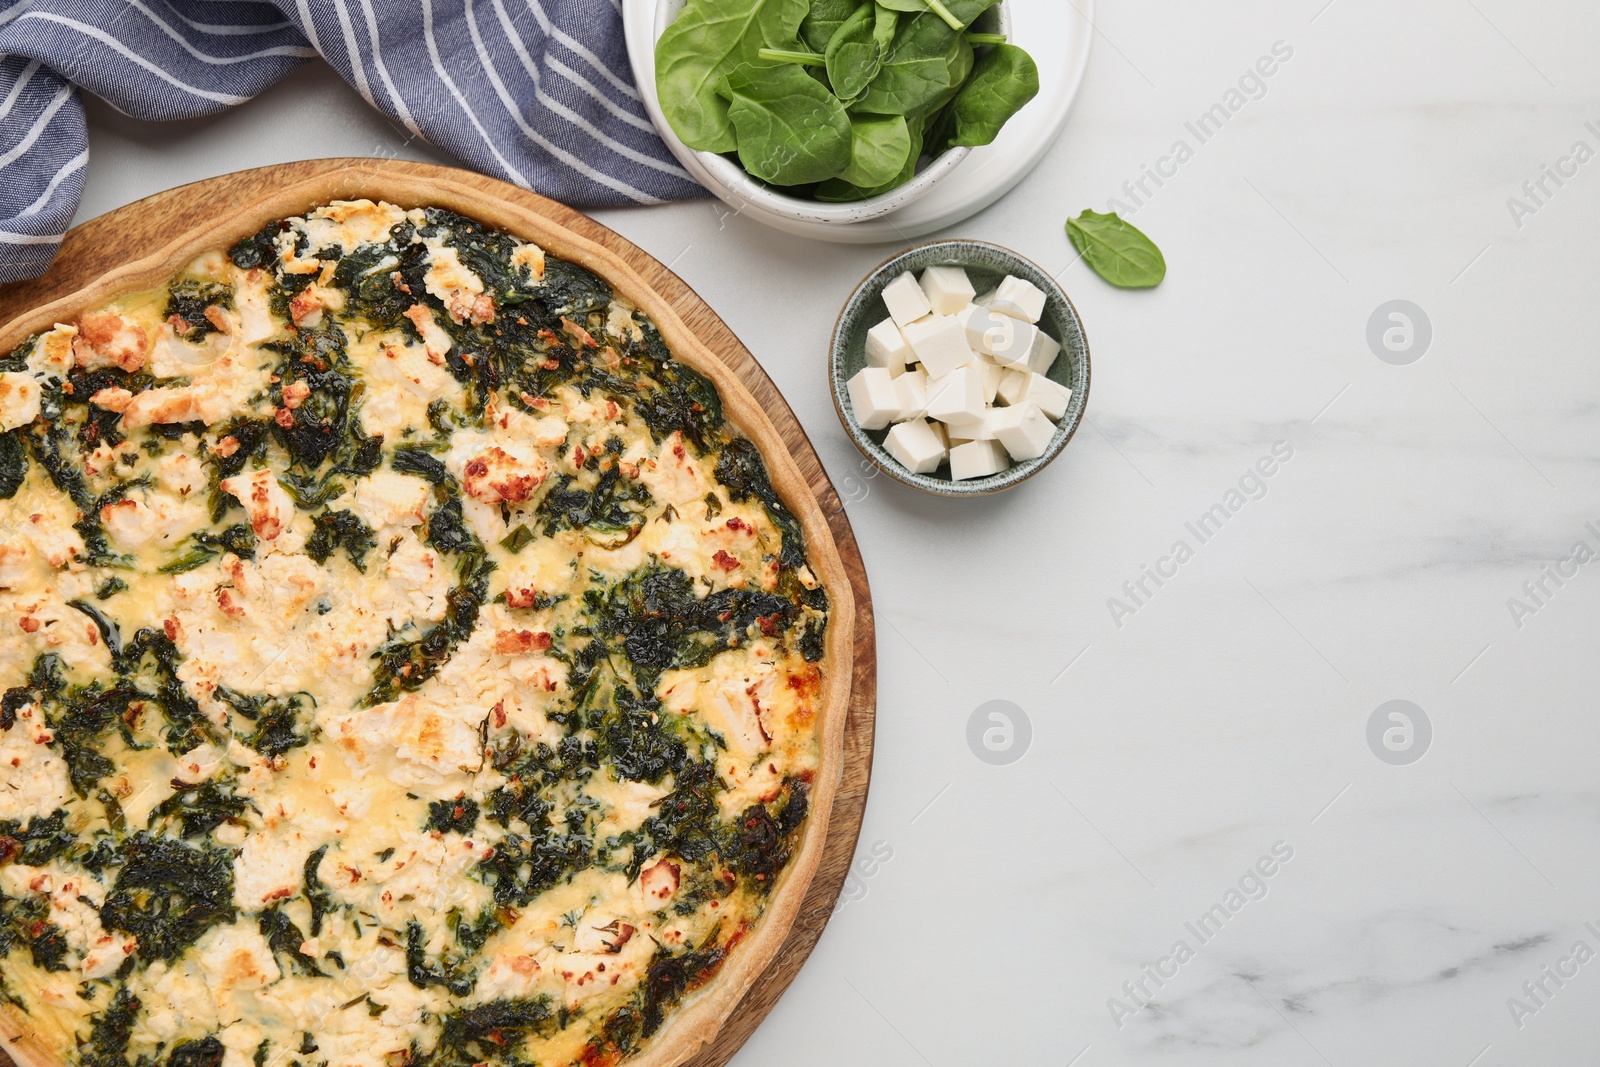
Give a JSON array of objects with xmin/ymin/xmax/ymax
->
[
  {"xmin": 799, "ymin": 0, "xmax": 859, "ymax": 52},
  {"xmin": 1066, "ymin": 209, "xmax": 1167, "ymax": 288},
  {"xmin": 657, "ymin": 0, "xmax": 1027, "ymax": 200},
  {"xmin": 655, "ymin": 0, "xmax": 770, "ymax": 152},
  {"xmin": 852, "ymin": 12, "xmax": 968, "ymax": 117},
  {"xmin": 824, "ymin": 3, "xmax": 895, "ymax": 101},
  {"xmin": 877, "ymin": 0, "xmax": 992, "ymax": 27},
  {"xmin": 814, "ymin": 114, "xmax": 923, "ymax": 200},
  {"xmin": 838, "ymin": 116, "xmax": 912, "ymax": 188},
  {"xmin": 757, "ymin": 0, "xmax": 810, "ymax": 47},
  {"xmin": 716, "ymin": 64, "xmax": 852, "ymax": 185},
  {"xmin": 871, "ymin": 2, "xmax": 901, "ymax": 54},
  {"xmin": 912, "ymin": 31, "xmax": 973, "ymax": 118},
  {"xmin": 943, "ymin": 43, "xmax": 1038, "ymax": 146}
]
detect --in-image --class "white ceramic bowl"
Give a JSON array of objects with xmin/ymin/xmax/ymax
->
[{"xmin": 640, "ymin": 0, "xmax": 1012, "ymax": 225}]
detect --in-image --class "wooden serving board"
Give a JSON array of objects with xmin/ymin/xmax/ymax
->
[{"xmin": 0, "ymin": 159, "xmax": 876, "ymax": 1067}]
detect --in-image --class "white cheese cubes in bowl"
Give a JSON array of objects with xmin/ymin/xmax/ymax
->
[{"xmin": 832, "ymin": 241, "xmax": 1088, "ymax": 496}]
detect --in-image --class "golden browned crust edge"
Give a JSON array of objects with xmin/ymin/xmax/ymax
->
[{"xmin": 0, "ymin": 167, "xmax": 856, "ymax": 1067}]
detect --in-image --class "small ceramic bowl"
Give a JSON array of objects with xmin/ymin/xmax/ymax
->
[
  {"xmin": 830, "ymin": 240, "xmax": 1090, "ymax": 495},
  {"xmin": 650, "ymin": 0, "xmax": 1011, "ymax": 225}
]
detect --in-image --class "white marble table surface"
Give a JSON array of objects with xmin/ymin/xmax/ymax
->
[{"xmin": 69, "ymin": 2, "xmax": 1600, "ymax": 1063}]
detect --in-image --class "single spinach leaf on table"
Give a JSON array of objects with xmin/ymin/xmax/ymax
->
[
  {"xmin": 716, "ymin": 64, "xmax": 853, "ymax": 185},
  {"xmin": 838, "ymin": 115, "xmax": 912, "ymax": 188},
  {"xmin": 800, "ymin": 0, "xmax": 859, "ymax": 52},
  {"xmin": 943, "ymin": 43, "xmax": 1038, "ymax": 146},
  {"xmin": 852, "ymin": 12, "xmax": 969, "ymax": 117},
  {"xmin": 823, "ymin": 3, "xmax": 887, "ymax": 101},
  {"xmin": 655, "ymin": 0, "xmax": 770, "ymax": 152},
  {"xmin": 1066, "ymin": 210, "xmax": 1167, "ymax": 288}
]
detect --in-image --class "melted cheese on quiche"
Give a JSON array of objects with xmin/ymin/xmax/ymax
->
[{"xmin": 0, "ymin": 202, "xmax": 829, "ymax": 1067}]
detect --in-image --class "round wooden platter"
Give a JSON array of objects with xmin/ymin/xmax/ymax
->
[{"xmin": 0, "ymin": 159, "xmax": 877, "ymax": 1067}]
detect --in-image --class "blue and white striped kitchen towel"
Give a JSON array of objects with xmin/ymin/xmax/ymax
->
[{"xmin": 0, "ymin": 0, "xmax": 705, "ymax": 285}]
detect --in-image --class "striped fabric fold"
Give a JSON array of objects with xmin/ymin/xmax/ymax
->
[{"xmin": 0, "ymin": 0, "xmax": 704, "ymax": 286}]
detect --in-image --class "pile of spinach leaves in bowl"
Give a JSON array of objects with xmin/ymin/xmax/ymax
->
[{"xmin": 656, "ymin": 0, "xmax": 1038, "ymax": 201}]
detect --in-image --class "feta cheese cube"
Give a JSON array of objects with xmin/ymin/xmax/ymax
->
[
  {"xmin": 990, "ymin": 275, "xmax": 1048, "ymax": 323},
  {"xmin": 956, "ymin": 304, "xmax": 996, "ymax": 348},
  {"xmin": 962, "ymin": 358, "xmax": 1002, "ymax": 404},
  {"xmin": 891, "ymin": 366, "xmax": 929, "ymax": 420},
  {"xmin": 941, "ymin": 411, "xmax": 997, "ymax": 441},
  {"xmin": 918, "ymin": 265, "xmax": 975, "ymax": 315},
  {"xmin": 989, "ymin": 402, "xmax": 1057, "ymax": 461},
  {"xmin": 881, "ymin": 271, "xmax": 932, "ymax": 326},
  {"xmin": 884, "ymin": 418, "xmax": 948, "ymax": 474},
  {"xmin": 955, "ymin": 304, "xmax": 991, "ymax": 348},
  {"xmin": 924, "ymin": 367, "xmax": 984, "ymax": 423},
  {"xmin": 847, "ymin": 367, "xmax": 900, "ymax": 430},
  {"xmin": 1026, "ymin": 329, "xmax": 1061, "ymax": 375},
  {"xmin": 997, "ymin": 369, "xmax": 1072, "ymax": 418},
  {"xmin": 864, "ymin": 318, "xmax": 911, "ymax": 376},
  {"xmin": 996, "ymin": 366, "xmax": 1030, "ymax": 407},
  {"xmin": 950, "ymin": 439, "xmax": 1009, "ymax": 480},
  {"xmin": 959, "ymin": 305, "xmax": 1038, "ymax": 368},
  {"xmin": 902, "ymin": 314, "xmax": 975, "ymax": 378},
  {"xmin": 991, "ymin": 320, "xmax": 1040, "ymax": 368},
  {"xmin": 1024, "ymin": 374, "xmax": 1073, "ymax": 419}
]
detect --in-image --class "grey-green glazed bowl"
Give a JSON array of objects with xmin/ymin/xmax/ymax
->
[{"xmin": 830, "ymin": 240, "xmax": 1091, "ymax": 496}]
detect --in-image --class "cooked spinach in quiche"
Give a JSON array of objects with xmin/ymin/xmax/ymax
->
[{"xmin": 0, "ymin": 201, "xmax": 835, "ymax": 1067}]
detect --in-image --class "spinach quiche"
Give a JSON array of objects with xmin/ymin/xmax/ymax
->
[{"xmin": 0, "ymin": 199, "xmax": 849, "ymax": 1067}]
